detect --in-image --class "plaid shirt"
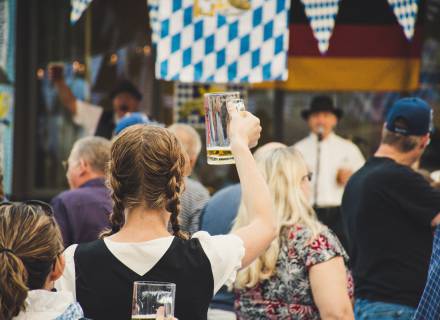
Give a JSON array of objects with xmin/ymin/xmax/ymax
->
[{"xmin": 414, "ymin": 226, "xmax": 440, "ymax": 320}]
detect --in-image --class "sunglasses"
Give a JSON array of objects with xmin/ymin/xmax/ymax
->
[{"xmin": 0, "ymin": 200, "xmax": 54, "ymax": 216}]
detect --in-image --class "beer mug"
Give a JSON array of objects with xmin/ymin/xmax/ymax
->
[
  {"xmin": 204, "ymin": 92, "xmax": 245, "ymax": 165},
  {"xmin": 131, "ymin": 281, "xmax": 176, "ymax": 319}
]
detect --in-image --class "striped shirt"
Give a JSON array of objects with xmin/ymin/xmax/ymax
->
[
  {"xmin": 414, "ymin": 226, "xmax": 440, "ymax": 320},
  {"xmin": 179, "ymin": 177, "xmax": 210, "ymax": 234}
]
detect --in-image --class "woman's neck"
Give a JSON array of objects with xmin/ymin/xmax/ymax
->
[{"xmin": 109, "ymin": 207, "xmax": 172, "ymax": 243}]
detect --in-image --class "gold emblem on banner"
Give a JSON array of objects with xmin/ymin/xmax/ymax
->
[
  {"xmin": 194, "ymin": 0, "xmax": 251, "ymax": 17},
  {"xmin": 0, "ymin": 92, "xmax": 11, "ymax": 120}
]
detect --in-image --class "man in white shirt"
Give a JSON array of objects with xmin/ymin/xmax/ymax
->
[
  {"xmin": 294, "ymin": 95, "xmax": 365, "ymax": 249},
  {"xmin": 49, "ymin": 65, "xmax": 142, "ymax": 138}
]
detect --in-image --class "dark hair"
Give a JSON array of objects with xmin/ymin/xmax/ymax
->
[
  {"xmin": 101, "ymin": 125, "xmax": 188, "ymax": 239},
  {"xmin": 382, "ymin": 118, "xmax": 421, "ymax": 152},
  {"xmin": 0, "ymin": 203, "xmax": 63, "ymax": 319}
]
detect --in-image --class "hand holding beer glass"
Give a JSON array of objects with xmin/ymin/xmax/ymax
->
[{"xmin": 205, "ymin": 92, "xmax": 259, "ymax": 165}]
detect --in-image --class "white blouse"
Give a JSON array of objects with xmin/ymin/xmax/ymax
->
[{"xmin": 56, "ymin": 231, "xmax": 245, "ymax": 298}]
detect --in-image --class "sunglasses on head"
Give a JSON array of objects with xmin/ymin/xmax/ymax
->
[{"xmin": 0, "ymin": 200, "xmax": 54, "ymax": 216}]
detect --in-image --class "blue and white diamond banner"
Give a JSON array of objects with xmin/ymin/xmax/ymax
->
[
  {"xmin": 147, "ymin": 0, "xmax": 159, "ymax": 45},
  {"xmin": 155, "ymin": 0, "xmax": 290, "ymax": 83},
  {"xmin": 70, "ymin": 0, "xmax": 92, "ymax": 24},
  {"xmin": 387, "ymin": 0, "xmax": 419, "ymax": 40},
  {"xmin": 301, "ymin": 0, "xmax": 341, "ymax": 54}
]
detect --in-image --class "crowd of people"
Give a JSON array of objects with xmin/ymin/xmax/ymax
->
[{"xmin": 0, "ymin": 86, "xmax": 440, "ymax": 320}]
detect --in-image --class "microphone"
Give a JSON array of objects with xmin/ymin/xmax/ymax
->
[{"xmin": 317, "ymin": 126, "xmax": 324, "ymax": 142}]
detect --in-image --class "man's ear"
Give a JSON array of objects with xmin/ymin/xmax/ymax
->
[
  {"xmin": 78, "ymin": 159, "xmax": 89, "ymax": 176},
  {"xmin": 49, "ymin": 255, "xmax": 66, "ymax": 282},
  {"xmin": 420, "ymin": 134, "xmax": 431, "ymax": 150}
]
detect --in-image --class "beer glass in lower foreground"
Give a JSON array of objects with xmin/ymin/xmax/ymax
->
[
  {"xmin": 204, "ymin": 92, "xmax": 245, "ymax": 165},
  {"xmin": 131, "ymin": 281, "xmax": 176, "ymax": 319}
]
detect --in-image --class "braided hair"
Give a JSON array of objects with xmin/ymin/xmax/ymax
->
[{"xmin": 101, "ymin": 125, "xmax": 188, "ymax": 239}]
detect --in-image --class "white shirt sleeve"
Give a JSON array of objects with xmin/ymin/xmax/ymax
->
[
  {"xmin": 348, "ymin": 143, "xmax": 365, "ymax": 171},
  {"xmin": 73, "ymin": 100, "xmax": 104, "ymax": 136},
  {"xmin": 55, "ymin": 244, "xmax": 78, "ymax": 299},
  {"xmin": 192, "ymin": 231, "xmax": 245, "ymax": 295}
]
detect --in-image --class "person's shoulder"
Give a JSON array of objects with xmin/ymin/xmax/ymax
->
[
  {"xmin": 293, "ymin": 136, "xmax": 311, "ymax": 148},
  {"xmin": 210, "ymin": 184, "xmax": 241, "ymax": 201},
  {"xmin": 58, "ymin": 183, "xmax": 109, "ymax": 203},
  {"xmin": 185, "ymin": 177, "xmax": 209, "ymax": 195},
  {"xmin": 333, "ymin": 134, "xmax": 360, "ymax": 149}
]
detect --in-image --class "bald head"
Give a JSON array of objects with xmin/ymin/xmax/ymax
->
[
  {"xmin": 253, "ymin": 142, "xmax": 287, "ymax": 161},
  {"xmin": 168, "ymin": 124, "xmax": 202, "ymax": 171}
]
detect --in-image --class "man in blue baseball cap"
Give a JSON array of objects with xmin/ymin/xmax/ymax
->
[{"xmin": 341, "ymin": 97, "xmax": 440, "ymax": 320}]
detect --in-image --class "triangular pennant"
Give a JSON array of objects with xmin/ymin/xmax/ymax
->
[
  {"xmin": 70, "ymin": 0, "xmax": 93, "ymax": 24},
  {"xmin": 147, "ymin": 0, "xmax": 159, "ymax": 45},
  {"xmin": 301, "ymin": 0, "xmax": 341, "ymax": 54},
  {"xmin": 387, "ymin": 0, "xmax": 419, "ymax": 40}
]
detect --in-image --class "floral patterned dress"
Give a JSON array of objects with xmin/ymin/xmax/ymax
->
[{"xmin": 235, "ymin": 224, "xmax": 354, "ymax": 320}]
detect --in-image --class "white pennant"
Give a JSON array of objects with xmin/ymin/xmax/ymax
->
[
  {"xmin": 301, "ymin": 0, "xmax": 341, "ymax": 54},
  {"xmin": 70, "ymin": 0, "xmax": 93, "ymax": 24},
  {"xmin": 387, "ymin": 0, "xmax": 419, "ymax": 40}
]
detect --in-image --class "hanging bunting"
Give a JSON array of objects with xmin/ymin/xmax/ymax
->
[
  {"xmin": 155, "ymin": 0, "xmax": 290, "ymax": 83},
  {"xmin": 254, "ymin": 0, "xmax": 423, "ymax": 91},
  {"xmin": 300, "ymin": 0, "xmax": 341, "ymax": 54},
  {"xmin": 147, "ymin": 0, "xmax": 159, "ymax": 45},
  {"xmin": 70, "ymin": 0, "xmax": 93, "ymax": 24},
  {"xmin": 387, "ymin": 0, "xmax": 419, "ymax": 40}
]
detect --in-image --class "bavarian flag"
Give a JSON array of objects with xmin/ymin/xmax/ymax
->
[{"xmin": 256, "ymin": 0, "xmax": 423, "ymax": 91}]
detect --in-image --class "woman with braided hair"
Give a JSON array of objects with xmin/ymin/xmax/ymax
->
[{"xmin": 57, "ymin": 106, "xmax": 277, "ymax": 320}]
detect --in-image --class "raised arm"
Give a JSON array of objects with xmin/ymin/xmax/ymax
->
[
  {"xmin": 228, "ymin": 106, "xmax": 277, "ymax": 268},
  {"xmin": 48, "ymin": 65, "xmax": 78, "ymax": 115}
]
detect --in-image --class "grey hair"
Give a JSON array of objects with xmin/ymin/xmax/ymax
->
[
  {"xmin": 168, "ymin": 124, "xmax": 202, "ymax": 159},
  {"xmin": 70, "ymin": 137, "xmax": 111, "ymax": 174}
]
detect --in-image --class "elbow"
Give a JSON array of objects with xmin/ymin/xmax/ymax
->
[{"xmin": 320, "ymin": 306, "xmax": 354, "ymax": 320}]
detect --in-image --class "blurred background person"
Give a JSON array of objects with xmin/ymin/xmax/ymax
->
[
  {"xmin": 168, "ymin": 123, "xmax": 210, "ymax": 234},
  {"xmin": 0, "ymin": 202, "xmax": 83, "ymax": 319},
  {"xmin": 201, "ymin": 142, "xmax": 286, "ymax": 320},
  {"xmin": 342, "ymin": 98, "xmax": 440, "ymax": 319},
  {"xmin": 49, "ymin": 64, "xmax": 142, "ymax": 138},
  {"xmin": 295, "ymin": 95, "xmax": 365, "ymax": 250},
  {"xmin": 51, "ymin": 136, "xmax": 112, "ymax": 247},
  {"xmin": 114, "ymin": 111, "xmax": 162, "ymax": 135},
  {"xmin": 234, "ymin": 146, "xmax": 354, "ymax": 320}
]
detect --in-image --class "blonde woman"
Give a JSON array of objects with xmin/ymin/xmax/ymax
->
[{"xmin": 234, "ymin": 146, "xmax": 354, "ymax": 320}]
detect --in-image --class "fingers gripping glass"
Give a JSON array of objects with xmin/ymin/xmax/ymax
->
[{"xmin": 204, "ymin": 92, "xmax": 246, "ymax": 165}]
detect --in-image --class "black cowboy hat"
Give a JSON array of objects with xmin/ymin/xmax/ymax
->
[
  {"xmin": 301, "ymin": 95, "xmax": 343, "ymax": 120},
  {"xmin": 109, "ymin": 80, "xmax": 143, "ymax": 101}
]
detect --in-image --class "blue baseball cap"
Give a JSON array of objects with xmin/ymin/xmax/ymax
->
[
  {"xmin": 386, "ymin": 98, "xmax": 434, "ymax": 136},
  {"xmin": 115, "ymin": 112, "xmax": 151, "ymax": 135}
]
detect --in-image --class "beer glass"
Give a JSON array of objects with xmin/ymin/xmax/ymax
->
[
  {"xmin": 131, "ymin": 281, "xmax": 176, "ymax": 319},
  {"xmin": 204, "ymin": 92, "xmax": 245, "ymax": 165}
]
